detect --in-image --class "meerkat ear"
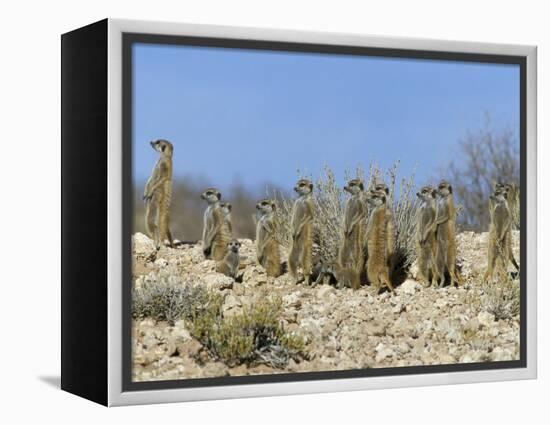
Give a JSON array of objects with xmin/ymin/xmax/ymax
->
[
  {"xmin": 227, "ymin": 204, "xmax": 232, "ymax": 211},
  {"xmin": 161, "ymin": 144, "xmax": 166, "ymax": 152},
  {"xmin": 385, "ymin": 187, "xmax": 390, "ymax": 195},
  {"xmin": 358, "ymin": 181, "xmax": 364, "ymax": 190},
  {"xmin": 309, "ymin": 182, "xmax": 313, "ymax": 191},
  {"xmin": 448, "ymin": 185, "xmax": 453, "ymax": 194},
  {"xmin": 271, "ymin": 202, "xmax": 277, "ymax": 210},
  {"xmin": 432, "ymin": 189, "xmax": 436, "ymax": 197},
  {"xmin": 216, "ymin": 192, "xmax": 222, "ymax": 200}
]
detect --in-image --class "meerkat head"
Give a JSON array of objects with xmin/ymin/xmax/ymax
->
[
  {"xmin": 437, "ymin": 180, "xmax": 453, "ymax": 197},
  {"xmin": 416, "ymin": 185, "xmax": 436, "ymax": 202},
  {"xmin": 366, "ymin": 190, "xmax": 386, "ymax": 209},
  {"xmin": 227, "ymin": 239, "xmax": 241, "ymax": 253},
  {"xmin": 344, "ymin": 179, "xmax": 364, "ymax": 195},
  {"xmin": 493, "ymin": 181, "xmax": 514, "ymax": 198},
  {"xmin": 490, "ymin": 189, "xmax": 508, "ymax": 204},
  {"xmin": 256, "ymin": 199, "xmax": 276, "ymax": 216},
  {"xmin": 201, "ymin": 188, "xmax": 221, "ymax": 204},
  {"xmin": 294, "ymin": 179, "xmax": 313, "ymax": 196},
  {"xmin": 150, "ymin": 139, "xmax": 174, "ymax": 156},
  {"xmin": 219, "ymin": 202, "xmax": 232, "ymax": 215},
  {"xmin": 373, "ymin": 182, "xmax": 390, "ymax": 196}
]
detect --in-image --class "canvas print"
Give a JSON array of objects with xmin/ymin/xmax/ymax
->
[{"xmin": 130, "ymin": 43, "xmax": 521, "ymax": 382}]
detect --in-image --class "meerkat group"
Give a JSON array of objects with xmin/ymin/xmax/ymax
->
[
  {"xmin": 143, "ymin": 139, "xmax": 518, "ymax": 289},
  {"xmin": 484, "ymin": 182, "xmax": 520, "ymax": 282},
  {"xmin": 414, "ymin": 181, "xmax": 462, "ymax": 288}
]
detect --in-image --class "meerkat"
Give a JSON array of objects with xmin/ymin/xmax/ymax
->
[
  {"xmin": 289, "ymin": 179, "xmax": 314, "ymax": 285},
  {"xmin": 495, "ymin": 185, "xmax": 520, "ymax": 273},
  {"xmin": 339, "ymin": 179, "xmax": 367, "ymax": 273},
  {"xmin": 484, "ymin": 189, "xmax": 519, "ymax": 281},
  {"xmin": 365, "ymin": 191, "xmax": 395, "ymax": 294},
  {"xmin": 201, "ymin": 188, "xmax": 230, "ymax": 261},
  {"xmin": 219, "ymin": 202, "xmax": 233, "ymax": 235},
  {"xmin": 316, "ymin": 262, "xmax": 360, "ymax": 290},
  {"xmin": 415, "ymin": 185, "xmax": 440, "ymax": 287},
  {"xmin": 143, "ymin": 139, "xmax": 174, "ymax": 250},
  {"xmin": 216, "ymin": 239, "xmax": 241, "ymax": 278},
  {"xmin": 434, "ymin": 180, "xmax": 462, "ymax": 287},
  {"xmin": 255, "ymin": 199, "xmax": 282, "ymax": 277},
  {"xmin": 372, "ymin": 182, "xmax": 396, "ymax": 279}
]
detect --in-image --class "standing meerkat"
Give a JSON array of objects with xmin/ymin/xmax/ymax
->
[
  {"xmin": 255, "ymin": 199, "xmax": 282, "ymax": 277},
  {"xmin": 216, "ymin": 239, "xmax": 241, "ymax": 278},
  {"xmin": 201, "ymin": 188, "xmax": 230, "ymax": 261},
  {"xmin": 289, "ymin": 179, "xmax": 314, "ymax": 285},
  {"xmin": 434, "ymin": 180, "xmax": 462, "ymax": 287},
  {"xmin": 415, "ymin": 185, "xmax": 440, "ymax": 287},
  {"xmin": 219, "ymin": 202, "xmax": 233, "ymax": 236},
  {"xmin": 372, "ymin": 182, "xmax": 396, "ymax": 279},
  {"xmin": 339, "ymin": 179, "xmax": 367, "ymax": 273},
  {"xmin": 484, "ymin": 189, "xmax": 519, "ymax": 281},
  {"xmin": 365, "ymin": 191, "xmax": 395, "ymax": 294},
  {"xmin": 143, "ymin": 139, "xmax": 174, "ymax": 250}
]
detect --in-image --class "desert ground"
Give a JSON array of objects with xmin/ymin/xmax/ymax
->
[{"xmin": 131, "ymin": 231, "xmax": 520, "ymax": 382}]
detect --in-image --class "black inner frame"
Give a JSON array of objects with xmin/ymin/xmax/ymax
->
[{"xmin": 122, "ymin": 32, "xmax": 527, "ymax": 392}]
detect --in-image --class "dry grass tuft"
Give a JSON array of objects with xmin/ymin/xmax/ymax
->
[{"xmin": 467, "ymin": 267, "xmax": 520, "ymax": 322}]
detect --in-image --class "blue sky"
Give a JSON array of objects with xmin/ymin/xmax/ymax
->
[{"xmin": 132, "ymin": 43, "xmax": 519, "ymax": 192}]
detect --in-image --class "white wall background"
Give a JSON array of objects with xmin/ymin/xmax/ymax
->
[{"xmin": 0, "ymin": 0, "xmax": 546, "ymax": 422}]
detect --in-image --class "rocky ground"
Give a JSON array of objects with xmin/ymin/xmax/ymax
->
[{"xmin": 131, "ymin": 231, "xmax": 520, "ymax": 382}]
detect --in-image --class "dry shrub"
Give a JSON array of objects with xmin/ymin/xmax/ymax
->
[
  {"xmin": 467, "ymin": 269, "xmax": 520, "ymax": 322},
  {"xmin": 133, "ymin": 279, "xmax": 305, "ymax": 368},
  {"xmin": 188, "ymin": 297, "xmax": 306, "ymax": 368},
  {"xmin": 132, "ymin": 278, "xmax": 222, "ymax": 325},
  {"xmin": 385, "ymin": 162, "xmax": 419, "ymax": 270},
  {"xmin": 269, "ymin": 162, "xmax": 418, "ymax": 269}
]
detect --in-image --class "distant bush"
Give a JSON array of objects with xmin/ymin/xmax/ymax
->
[
  {"xmin": 133, "ymin": 278, "xmax": 306, "ymax": 368},
  {"xmin": 444, "ymin": 120, "xmax": 520, "ymax": 231}
]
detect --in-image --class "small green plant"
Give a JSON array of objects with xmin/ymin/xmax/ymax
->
[
  {"xmin": 188, "ymin": 297, "xmax": 306, "ymax": 368},
  {"xmin": 133, "ymin": 279, "xmax": 306, "ymax": 368}
]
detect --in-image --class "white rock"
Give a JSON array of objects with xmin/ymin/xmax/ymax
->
[
  {"xmin": 222, "ymin": 294, "xmax": 242, "ymax": 315},
  {"xmin": 375, "ymin": 343, "xmax": 394, "ymax": 362},
  {"xmin": 202, "ymin": 273, "xmax": 234, "ymax": 291},
  {"xmin": 477, "ymin": 311, "xmax": 496, "ymax": 328},
  {"xmin": 133, "ymin": 232, "xmax": 156, "ymax": 258},
  {"xmin": 435, "ymin": 298, "xmax": 448, "ymax": 309},
  {"xmin": 400, "ymin": 279, "xmax": 419, "ymax": 295},
  {"xmin": 154, "ymin": 258, "xmax": 168, "ymax": 268},
  {"xmin": 316, "ymin": 285, "xmax": 336, "ymax": 299}
]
